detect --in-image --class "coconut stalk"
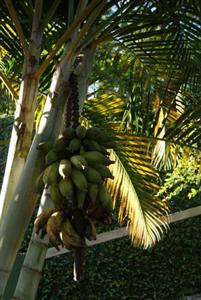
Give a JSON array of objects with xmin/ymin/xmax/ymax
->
[
  {"xmin": 13, "ymin": 46, "xmax": 95, "ymax": 300},
  {"xmin": 0, "ymin": 0, "xmax": 43, "ymax": 221},
  {"xmin": 72, "ymin": 46, "xmax": 96, "ymax": 281}
]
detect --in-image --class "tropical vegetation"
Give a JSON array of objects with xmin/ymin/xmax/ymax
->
[{"xmin": 0, "ymin": 0, "xmax": 200, "ymax": 299}]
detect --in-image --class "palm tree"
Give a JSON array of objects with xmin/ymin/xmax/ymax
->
[{"xmin": 0, "ymin": 0, "xmax": 200, "ymax": 298}]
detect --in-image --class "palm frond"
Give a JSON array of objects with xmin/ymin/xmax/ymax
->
[
  {"xmin": 106, "ymin": 149, "xmax": 168, "ymax": 248},
  {"xmin": 83, "ymin": 96, "xmax": 169, "ymax": 247},
  {"xmin": 0, "ymin": 68, "xmax": 18, "ymax": 100},
  {"xmin": 84, "ymin": 92, "xmax": 125, "ymax": 124},
  {"xmin": 152, "ymin": 96, "xmax": 201, "ymax": 169},
  {"xmin": 105, "ymin": 1, "xmax": 201, "ymax": 102},
  {"xmin": 84, "ymin": 78, "xmax": 201, "ymax": 172},
  {"xmin": 79, "ymin": 0, "xmax": 201, "ymax": 101}
]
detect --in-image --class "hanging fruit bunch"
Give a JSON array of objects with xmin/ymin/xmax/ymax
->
[{"xmin": 34, "ymin": 125, "xmax": 115, "ymax": 251}]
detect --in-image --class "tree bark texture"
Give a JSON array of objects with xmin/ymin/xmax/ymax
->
[{"xmin": 0, "ymin": 1, "xmax": 43, "ymax": 221}]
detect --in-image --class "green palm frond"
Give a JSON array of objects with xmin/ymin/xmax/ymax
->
[
  {"xmin": 89, "ymin": 60, "xmax": 199, "ymax": 171},
  {"xmin": 83, "ymin": 88, "xmax": 200, "ymax": 246},
  {"xmin": 116, "ymin": 133, "xmax": 157, "ymax": 179},
  {"xmin": 165, "ymin": 106, "xmax": 201, "ymax": 146},
  {"xmin": 79, "ymin": 0, "xmax": 200, "ymax": 100},
  {"xmin": 101, "ymin": 1, "xmax": 201, "ymax": 105},
  {"xmin": 85, "ymin": 92, "xmax": 125, "ymax": 123},
  {"xmin": 152, "ymin": 95, "xmax": 201, "ymax": 169},
  {"xmin": 0, "ymin": 1, "xmax": 81, "ymax": 86},
  {"xmin": 90, "ymin": 32, "xmax": 200, "ymax": 143},
  {"xmin": 83, "ymin": 97, "xmax": 169, "ymax": 247},
  {"xmin": 106, "ymin": 148, "xmax": 168, "ymax": 248},
  {"xmin": 0, "ymin": 68, "xmax": 18, "ymax": 100},
  {"xmin": 1, "ymin": 0, "xmax": 200, "ymax": 99}
]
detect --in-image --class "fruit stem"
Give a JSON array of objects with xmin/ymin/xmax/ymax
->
[{"xmin": 73, "ymin": 246, "xmax": 85, "ymax": 281}]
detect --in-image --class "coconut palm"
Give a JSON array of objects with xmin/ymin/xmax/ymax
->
[{"xmin": 0, "ymin": 0, "xmax": 200, "ymax": 298}]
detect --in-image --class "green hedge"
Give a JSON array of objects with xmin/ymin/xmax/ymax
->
[{"xmin": 37, "ymin": 214, "xmax": 201, "ymax": 300}]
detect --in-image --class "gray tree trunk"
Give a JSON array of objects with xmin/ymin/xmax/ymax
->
[
  {"xmin": 13, "ymin": 46, "xmax": 95, "ymax": 300},
  {"xmin": 0, "ymin": 63, "xmax": 71, "ymax": 297}
]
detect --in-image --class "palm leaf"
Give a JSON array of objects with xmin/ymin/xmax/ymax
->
[
  {"xmin": 84, "ymin": 81, "xmax": 201, "ymax": 248},
  {"xmin": 108, "ymin": 1, "xmax": 201, "ymax": 103},
  {"xmin": 83, "ymin": 98, "xmax": 169, "ymax": 247},
  {"xmin": 0, "ymin": 68, "xmax": 18, "ymax": 100},
  {"xmin": 152, "ymin": 95, "xmax": 201, "ymax": 169},
  {"xmin": 106, "ymin": 149, "xmax": 168, "ymax": 248},
  {"xmin": 84, "ymin": 73, "xmax": 201, "ymax": 173}
]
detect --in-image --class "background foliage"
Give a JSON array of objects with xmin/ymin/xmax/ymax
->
[
  {"xmin": 0, "ymin": 89, "xmax": 14, "ymax": 182},
  {"xmin": 37, "ymin": 211, "xmax": 201, "ymax": 300}
]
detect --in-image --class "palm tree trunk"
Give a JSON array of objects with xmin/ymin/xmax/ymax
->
[
  {"xmin": 0, "ymin": 50, "xmax": 72, "ymax": 297},
  {"xmin": 0, "ymin": 0, "xmax": 43, "ymax": 221},
  {"xmin": 13, "ymin": 46, "xmax": 95, "ymax": 300},
  {"xmin": 12, "ymin": 190, "xmax": 53, "ymax": 300}
]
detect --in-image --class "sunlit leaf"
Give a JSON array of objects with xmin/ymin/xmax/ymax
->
[{"xmin": 106, "ymin": 150, "xmax": 168, "ymax": 248}]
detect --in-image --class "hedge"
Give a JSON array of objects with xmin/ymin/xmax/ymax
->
[{"xmin": 37, "ymin": 207, "xmax": 201, "ymax": 299}]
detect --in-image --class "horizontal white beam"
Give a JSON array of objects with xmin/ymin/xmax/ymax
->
[
  {"xmin": 166, "ymin": 205, "xmax": 201, "ymax": 223},
  {"xmin": 46, "ymin": 204, "xmax": 201, "ymax": 259}
]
